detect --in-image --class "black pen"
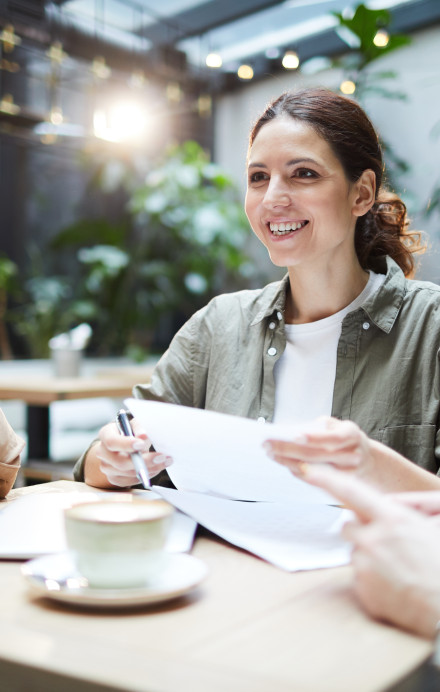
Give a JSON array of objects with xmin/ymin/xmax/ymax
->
[{"xmin": 116, "ymin": 409, "xmax": 151, "ymax": 489}]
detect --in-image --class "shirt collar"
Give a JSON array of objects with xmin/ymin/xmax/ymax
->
[
  {"xmin": 250, "ymin": 257, "xmax": 406, "ymax": 333},
  {"xmin": 357, "ymin": 256, "xmax": 406, "ymax": 333},
  {"xmin": 250, "ymin": 274, "xmax": 290, "ymax": 326}
]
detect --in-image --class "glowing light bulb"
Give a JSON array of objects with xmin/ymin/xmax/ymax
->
[
  {"xmin": 50, "ymin": 107, "xmax": 63, "ymax": 125},
  {"xmin": 46, "ymin": 41, "xmax": 66, "ymax": 64},
  {"xmin": 340, "ymin": 80, "xmax": 356, "ymax": 95},
  {"xmin": 92, "ymin": 56, "xmax": 111, "ymax": 80},
  {"xmin": 206, "ymin": 53, "xmax": 222, "ymax": 68},
  {"xmin": 237, "ymin": 64, "xmax": 253, "ymax": 80},
  {"xmin": 373, "ymin": 30, "xmax": 389, "ymax": 47},
  {"xmin": 282, "ymin": 51, "xmax": 299, "ymax": 69}
]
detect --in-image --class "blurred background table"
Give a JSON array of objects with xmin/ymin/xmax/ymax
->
[{"xmin": 0, "ymin": 358, "xmax": 156, "ymax": 483}]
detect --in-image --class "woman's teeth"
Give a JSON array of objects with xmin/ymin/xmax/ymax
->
[{"xmin": 269, "ymin": 221, "xmax": 307, "ymax": 235}]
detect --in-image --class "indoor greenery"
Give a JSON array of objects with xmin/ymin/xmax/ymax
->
[{"xmin": 5, "ymin": 141, "xmax": 260, "ymax": 359}]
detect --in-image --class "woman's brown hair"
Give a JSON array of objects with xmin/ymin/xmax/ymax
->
[{"xmin": 249, "ymin": 88, "xmax": 424, "ymax": 277}]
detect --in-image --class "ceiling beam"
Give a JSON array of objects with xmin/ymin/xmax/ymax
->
[{"xmin": 140, "ymin": 0, "xmax": 287, "ymax": 45}]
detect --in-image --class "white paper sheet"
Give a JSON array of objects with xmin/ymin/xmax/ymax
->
[
  {"xmin": 126, "ymin": 398, "xmax": 333, "ymax": 504},
  {"xmin": 0, "ymin": 491, "xmax": 197, "ymax": 560},
  {"xmin": 155, "ymin": 487, "xmax": 351, "ymax": 571}
]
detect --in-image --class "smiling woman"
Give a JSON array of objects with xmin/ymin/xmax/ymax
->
[{"xmin": 75, "ymin": 87, "xmax": 440, "ymax": 496}]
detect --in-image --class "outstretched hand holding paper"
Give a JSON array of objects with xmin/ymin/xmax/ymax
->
[{"xmin": 125, "ymin": 399, "xmax": 334, "ymax": 505}]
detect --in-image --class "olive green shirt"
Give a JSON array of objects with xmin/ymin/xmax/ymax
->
[{"xmin": 74, "ymin": 256, "xmax": 440, "ymax": 481}]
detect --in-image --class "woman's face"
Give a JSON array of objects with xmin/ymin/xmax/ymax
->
[{"xmin": 245, "ymin": 115, "xmax": 367, "ymax": 271}]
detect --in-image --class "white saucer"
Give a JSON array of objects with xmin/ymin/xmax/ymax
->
[{"xmin": 22, "ymin": 552, "xmax": 208, "ymax": 609}]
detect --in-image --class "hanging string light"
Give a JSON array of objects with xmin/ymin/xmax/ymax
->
[
  {"xmin": 206, "ymin": 53, "xmax": 222, "ymax": 68},
  {"xmin": 0, "ymin": 24, "xmax": 21, "ymax": 73},
  {"xmin": 46, "ymin": 41, "xmax": 66, "ymax": 64},
  {"xmin": 0, "ymin": 24, "xmax": 21, "ymax": 53},
  {"xmin": 282, "ymin": 51, "xmax": 299, "ymax": 69},
  {"xmin": 340, "ymin": 80, "xmax": 356, "ymax": 95},
  {"xmin": 373, "ymin": 29, "xmax": 390, "ymax": 47},
  {"xmin": 45, "ymin": 40, "xmax": 66, "ymax": 127},
  {"xmin": 0, "ymin": 93, "xmax": 20, "ymax": 114},
  {"xmin": 92, "ymin": 56, "xmax": 111, "ymax": 79},
  {"xmin": 237, "ymin": 64, "xmax": 253, "ymax": 80}
]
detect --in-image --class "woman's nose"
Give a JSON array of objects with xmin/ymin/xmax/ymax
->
[{"xmin": 263, "ymin": 176, "xmax": 290, "ymax": 207}]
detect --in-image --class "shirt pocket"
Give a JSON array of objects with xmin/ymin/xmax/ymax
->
[{"xmin": 379, "ymin": 424, "xmax": 437, "ymax": 472}]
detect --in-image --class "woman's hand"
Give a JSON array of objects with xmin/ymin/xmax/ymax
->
[
  {"xmin": 264, "ymin": 416, "xmax": 373, "ymax": 478},
  {"xmin": 86, "ymin": 418, "xmax": 173, "ymax": 488},
  {"xmin": 301, "ymin": 465, "xmax": 440, "ymax": 638},
  {"xmin": 264, "ymin": 416, "xmax": 440, "ymax": 492}
]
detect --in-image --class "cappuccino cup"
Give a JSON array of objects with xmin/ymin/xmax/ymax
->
[{"xmin": 64, "ymin": 497, "xmax": 174, "ymax": 589}]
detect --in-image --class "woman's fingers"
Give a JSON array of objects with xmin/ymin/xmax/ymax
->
[
  {"xmin": 264, "ymin": 417, "xmax": 368, "ymax": 470},
  {"xmin": 265, "ymin": 439, "xmax": 362, "ymax": 468},
  {"xmin": 96, "ymin": 421, "xmax": 173, "ymax": 486}
]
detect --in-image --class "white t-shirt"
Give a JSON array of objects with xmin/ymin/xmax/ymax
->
[{"xmin": 273, "ymin": 272, "xmax": 385, "ymax": 425}]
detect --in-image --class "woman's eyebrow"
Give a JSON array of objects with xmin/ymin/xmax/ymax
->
[
  {"xmin": 248, "ymin": 157, "xmax": 318, "ymax": 169},
  {"xmin": 247, "ymin": 161, "xmax": 267, "ymax": 169}
]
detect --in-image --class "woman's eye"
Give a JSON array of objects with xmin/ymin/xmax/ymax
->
[
  {"xmin": 249, "ymin": 171, "xmax": 268, "ymax": 184},
  {"xmin": 294, "ymin": 168, "xmax": 317, "ymax": 179}
]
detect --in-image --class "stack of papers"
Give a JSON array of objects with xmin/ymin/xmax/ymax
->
[{"xmin": 126, "ymin": 399, "xmax": 351, "ymax": 571}]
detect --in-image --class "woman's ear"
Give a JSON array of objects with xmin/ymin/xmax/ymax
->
[{"xmin": 352, "ymin": 169, "xmax": 376, "ymax": 217}]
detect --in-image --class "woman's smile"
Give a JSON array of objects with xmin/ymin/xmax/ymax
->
[{"xmin": 268, "ymin": 219, "xmax": 309, "ymax": 236}]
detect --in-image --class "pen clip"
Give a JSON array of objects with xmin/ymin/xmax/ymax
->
[{"xmin": 116, "ymin": 408, "xmax": 134, "ymax": 437}]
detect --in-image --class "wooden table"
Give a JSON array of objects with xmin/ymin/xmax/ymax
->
[
  {"xmin": 0, "ymin": 481, "xmax": 434, "ymax": 692},
  {"xmin": 0, "ymin": 365, "xmax": 154, "ymax": 476}
]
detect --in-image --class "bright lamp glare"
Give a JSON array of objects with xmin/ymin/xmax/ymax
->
[
  {"xmin": 93, "ymin": 101, "xmax": 147, "ymax": 143},
  {"xmin": 206, "ymin": 52, "xmax": 222, "ymax": 68},
  {"xmin": 373, "ymin": 30, "xmax": 389, "ymax": 47},
  {"xmin": 282, "ymin": 51, "xmax": 299, "ymax": 69},
  {"xmin": 237, "ymin": 64, "xmax": 253, "ymax": 80},
  {"xmin": 340, "ymin": 80, "xmax": 356, "ymax": 95}
]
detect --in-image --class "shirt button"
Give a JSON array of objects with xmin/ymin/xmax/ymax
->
[
  {"xmin": 362, "ymin": 322, "xmax": 370, "ymax": 330},
  {"xmin": 276, "ymin": 311, "xmax": 282, "ymax": 321},
  {"xmin": 267, "ymin": 347, "xmax": 277, "ymax": 356},
  {"xmin": 268, "ymin": 321, "xmax": 276, "ymax": 330},
  {"xmin": 257, "ymin": 416, "xmax": 266, "ymax": 423}
]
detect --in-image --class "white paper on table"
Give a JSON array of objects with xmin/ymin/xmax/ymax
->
[
  {"xmin": 0, "ymin": 491, "xmax": 197, "ymax": 560},
  {"xmin": 155, "ymin": 487, "xmax": 351, "ymax": 571},
  {"xmin": 126, "ymin": 398, "xmax": 334, "ymax": 504}
]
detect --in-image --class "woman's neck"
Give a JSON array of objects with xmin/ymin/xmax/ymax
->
[{"xmin": 285, "ymin": 262, "xmax": 370, "ymax": 324}]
